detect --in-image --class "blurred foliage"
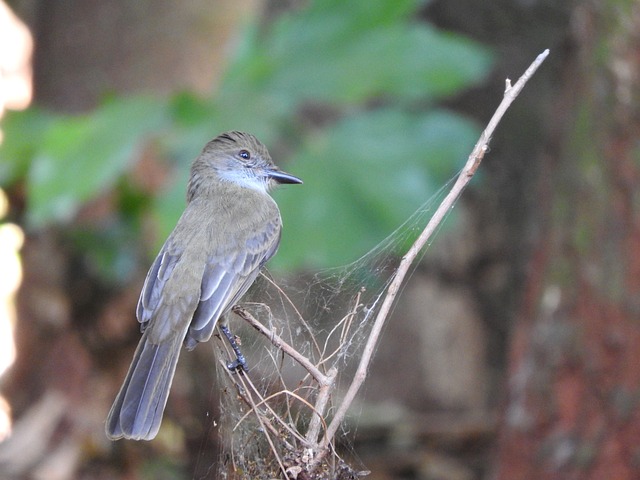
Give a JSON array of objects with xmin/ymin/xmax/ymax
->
[
  {"xmin": 0, "ymin": 0, "xmax": 493, "ymax": 277},
  {"xmin": 276, "ymin": 108, "xmax": 480, "ymax": 267}
]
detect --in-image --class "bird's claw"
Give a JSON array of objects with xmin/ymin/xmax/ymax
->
[
  {"xmin": 226, "ymin": 354, "xmax": 247, "ymax": 372},
  {"xmin": 219, "ymin": 324, "xmax": 248, "ymax": 373}
]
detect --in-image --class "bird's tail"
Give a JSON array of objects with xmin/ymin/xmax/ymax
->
[{"xmin": 105, "ymin": 329, "xmax": 184, "ymax": 441}]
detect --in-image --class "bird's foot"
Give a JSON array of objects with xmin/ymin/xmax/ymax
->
[
  {"xmin": 219, "ymin": 324, "xmax": 248, "ymax": 372},
  {"xmin": 226, "ymin": 355, "xmax": 247, "ymax": 371}
]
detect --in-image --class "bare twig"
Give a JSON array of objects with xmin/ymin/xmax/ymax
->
[
  {"xmin": 304, "ymin": 366, "xmax": 337, "ymax": 446},
  {"xmin": 259, "ymin": 273, "xmax": 325, "ymax": 363},
  {"xmin": 232, "ymin": 383, "xmax": 309, "ymax": 448},
  {"xmin": 317, "ymin": 289, "xmax": 363, "ymax": 367},
  {"xmin": 233, "ymin": 368, "xmax": 289, "ymax": 476},
  {"xmin": 231, "ymin": 305, "xmax": 338, "ymax": 448},
  {"xmin": 232, "ymin": 306, "xmax": 331, "ymax": 386},
  {"xmin": 318, "ymin": 49, "xmax": 550, "ymax": 454}
]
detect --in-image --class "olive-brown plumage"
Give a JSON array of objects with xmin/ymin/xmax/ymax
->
[{"xmin": 106, "ymin": 131, "xmax": 302, "ymax": 440}]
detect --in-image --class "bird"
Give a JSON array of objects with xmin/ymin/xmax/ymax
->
[{"xmin": 105, "ymin": 131, "xmax": 302, "ymax": 441}]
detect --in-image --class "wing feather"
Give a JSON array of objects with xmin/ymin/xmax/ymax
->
[
  {"xmin": 184, "ymin": 216, "xmax": 282, "ymax": 347},
  {"xmin": 136, "ymin": 250, "xmax": 180, "ymax": 327},
  {"xmin": 134, "ymin": 208, "xmax": 282, "ymax": 350}
]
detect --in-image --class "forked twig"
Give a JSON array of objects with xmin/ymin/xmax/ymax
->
[
  {"xmin": 231, "ymin": 306, "xmax": 338, "ymax": 447},
  {"xmin": 259, "ymin": 273, "xmax": 325, "ymax": 363},
  {"xmin": 317, "ymin": 49, "xmax": 550, "ymax": 456},
  {"xmin": 231, "ymin": 366, "xmax": 288, "ymax": 476},
  {"xmin": 232, "ymin": 306, "xmax": 331, "ymax": 386},
  {"xmin": 315, "ymin": 289, "xmax": 363, "ymax": 368}
]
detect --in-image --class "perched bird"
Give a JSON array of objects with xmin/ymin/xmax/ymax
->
[{"xmin": 105, "ymin": 131, "xmax": 302, "ymax": 441}]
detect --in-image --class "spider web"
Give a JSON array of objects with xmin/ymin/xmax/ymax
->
[{"xmin": 197, "ymin": 173, "xmax": 459, "ymax": 479}]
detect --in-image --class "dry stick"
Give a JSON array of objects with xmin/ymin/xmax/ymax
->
[
  {"xmin": 233, "ymin": 370, "xmax": 289, "ymax": 476},
  {"xmin": 258, "ymin": 274, "xmax": 325, "ymax": 362},
  {"xmin": 233, "ymin": 306, "xmax": 330, "ymax": 385},
  {"xmin": 317, "ymin": 49, "xmax": 550, "ymax": 457},
  {"xmin": 236, "ymin": 383, "xmax": 308, "ymax": 449},
  {"xmin": 304, "ymin": 366, "xmax": 337, "ymax": 446},
  {"xmin": 232, "ymin": 306, "xmax": 338, "ymax": 447}
]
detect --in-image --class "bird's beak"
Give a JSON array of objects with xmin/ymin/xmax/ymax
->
[{"xmin": 267, "ymin": 169, "xmax": 303, "ymax": 185}]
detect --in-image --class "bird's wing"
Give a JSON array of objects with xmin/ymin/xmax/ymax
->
[
  {"xmin": 134, "ymin": 211, "xmax": 281, "ymax": 349},
  {"xmin": 185, "ymin": 217, "xmax": 282, "ymax": 347},
  {"xmin": 136, "ymin": 248, "xmax": 182, "ymax": 329}
]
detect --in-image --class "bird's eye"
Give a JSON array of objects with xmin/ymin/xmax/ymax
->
[{"xmin": 239, "ymin": 150, "xmax": 251, "ymax": 160}]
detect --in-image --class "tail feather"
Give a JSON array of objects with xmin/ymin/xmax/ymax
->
[{"xmin": 106, "ymin": 330, "xmax": 184, "ymax": 440}]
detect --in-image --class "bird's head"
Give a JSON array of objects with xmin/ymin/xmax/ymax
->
[{"xmin": 188, "ymin": 131, "xmax": 302, "ymax": 200}]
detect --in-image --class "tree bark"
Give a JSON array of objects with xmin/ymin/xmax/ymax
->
[{"xmin": 494, "ymin": 2, "xmax": 640, "ymax": 479}]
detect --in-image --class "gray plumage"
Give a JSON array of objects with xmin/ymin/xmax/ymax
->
[{"xmin": 106, "ymin": 131, "xmax": 301, "ymax": 440}]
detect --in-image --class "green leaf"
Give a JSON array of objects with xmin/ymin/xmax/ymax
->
[
  {"xmin": 273, "ymin": 108, "xmax": 480, "ymax": 269},
  {"xmin": 260, "ymin": 3, "xmax": 492, "ymax": 104},
  {"xmin": 216, "ymin": 0, "xmax": 492, "ymax": 110},
  {"xmin": 170, "ymin": 92, "xmax": 215, "ymax": 127},
  {"xmin": 26, "ymin": 96, "xmax": 169, "ymax": 227},
  {"xmin": 0, "ymin": 108, "xmax": 55, "ymax": 185}
]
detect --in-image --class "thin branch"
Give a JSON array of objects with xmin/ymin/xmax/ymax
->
[
  {"xmin": 319, "ymin": 49, "xmax": 550, "ymax": 453},
  {"xmin": 304, "ymin": 366, "xmax": 337, "ymax": 446},
  {"xmin": 232, "ymin": 306, "xmax": 339, "ymax": 449},
  {"xmin": 233, "ymin": 369, "xmax": 289, "ymax": 477},
  {"xmin": 317, "ymin": 290, "xmax": 363, "ymax": 367},
  {"xmin": 233, "ymin": 383, "xmax": 309, "ymax": 448},
  {"xmin": 258, "ymin": 273, "xmax": 325, "ymax": 362},
  {"xmin": 232, "ymin": 306, "xmax": 331, "ymax": 387}
]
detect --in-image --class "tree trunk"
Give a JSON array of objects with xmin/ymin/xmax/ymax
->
[{"xmin": 494, "ymin": 2, "xmax": 640, "ymax": 478}]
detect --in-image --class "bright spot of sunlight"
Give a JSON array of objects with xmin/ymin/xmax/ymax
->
[
  {"xmin": 0, "ymin": 190, "xmax": 23, "ymax": 442},
  {"xmin": 0, "ymin": 1, "xmax": 32, "ymax": 441},
  {"xmin": 0, "ymin": 205, "xmax": 22, "ymax": 375},
  {"xmin": 0, "ymin": 1, "xmax": 33, "ymax": 120},
  {"xmin": 0, "ymin": 219, "xmax": 20, "ymax": 374}
]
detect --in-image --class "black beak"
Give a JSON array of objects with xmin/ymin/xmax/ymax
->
[{"xmin": 267, "ymin": 169, "xmax": 303, "ymax": 185}]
